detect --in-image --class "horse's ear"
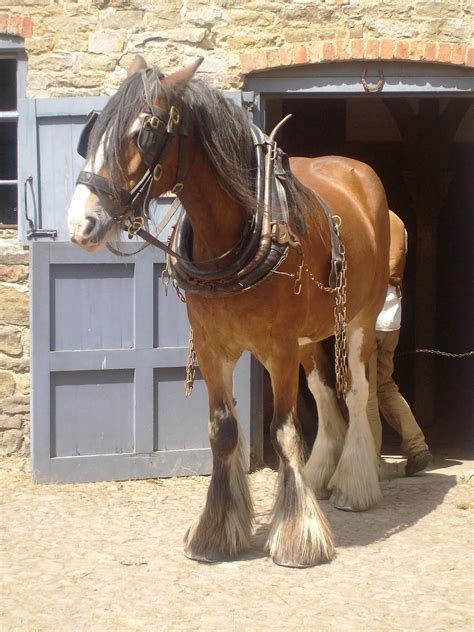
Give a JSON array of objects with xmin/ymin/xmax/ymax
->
[
  {"xmin": 127, "ymin": 54, "xmax": 148, "ymax": 77},
  {"xmin": 162, "ymin": 58, "xmax": 204, "ymax": 91}
]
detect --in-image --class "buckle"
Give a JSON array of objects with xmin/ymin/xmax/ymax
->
[
  {"xmin": 171, "ymin": 183, "xmax": 183, "ymax": 194},
  {"xmin": 153, "ymin": 163, "xmax": 163, "ymax": 181},
  {"xmin": 168, "ymin": 105, "xmax": 180, "ymax": 126},
  {"xmin": 128, "ymin": 216, "xmax": 144, "ymax": 239},
  {"xmin": 148, "ymin": 116, "xmax": 162, "ymax": 130}
]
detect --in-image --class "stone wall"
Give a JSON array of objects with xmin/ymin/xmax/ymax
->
[
  {"xmin": 0, "ymin": 0, "xmax": 472, "ymax": 98},
  {"xmin": 0, "ymin": 231, "xmax": 30, "ymax": 457}
]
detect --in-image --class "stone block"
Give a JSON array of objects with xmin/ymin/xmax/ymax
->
[
  {"xmin": 0, "ymin": 325, "xmax": 22, "ymax": 355},
  {"xmin": 88, "ymin": 31, "xmax": 125, "ymax": 54},
  {"xmin": 15, "ymin": 373, "xmax": 30, "ymax": 397},
  {"xmin": 0, "ymin": 265, "xmax": 28, "ymax": 283},
  {"xmin": 0, "ymin": 371, "xmax": 15, "ymax": 399},
  {"xmin": 27, "ymin": 35, "xmax": 56, "ymax": 56},
  {"xmin": 0, "ymin": 354, "xmax": 29, "ymax": 373},
  {"xmin": 101, "ymin": 9, "xmax": 144, "ymax": 30},
  {"xmin": 0, "ymin": 414, "xmax": 23, "ymax": 430},
  {"xmin": 0, "ymin": 285, "xmax": 29, "ymax": 327},
  {"xmin": 0, "ymin": 429, "xmax": 23, "ymax": 456},
  {"xmin": 0, "ymin": 240, "xmax": 29, "ymax": 265},
  {"xmin": 1, "ymin": 394, "xmax": 30, "ymax": 416}
]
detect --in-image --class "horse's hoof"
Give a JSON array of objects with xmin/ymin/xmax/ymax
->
[
  {"xmin": 183, "ymin": 546, "xmax": 223, "ymax": 564},
  {"xmin": 330, "ymin": 490, "xmax": 363, "ymax": 512},
  {"xmin": 272, "ymin": 555, "xmax": 321, "ymax": 569}
]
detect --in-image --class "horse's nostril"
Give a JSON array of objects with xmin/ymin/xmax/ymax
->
[{"xmin": 84, "ymin": 216, "xmax": 97, "ymax": 237}]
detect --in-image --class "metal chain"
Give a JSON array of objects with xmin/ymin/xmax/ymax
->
[
  {"xmin": 332, "ymin": 242, "xmax": 348, "ymax": 398},
  {"xmin": 301, "ymin": 239, "xmax": 349, "ymax": 398},
  {"xmin": 185, "ymin": 327, "xmax": 198, "ymax": 397},
  {"xmin": 275, "ymin": 231, "xmax": 349, "ymax": 398},
  {"xmin": 397, "ymin": 349, "xmax": 474, "ymax": 358}
]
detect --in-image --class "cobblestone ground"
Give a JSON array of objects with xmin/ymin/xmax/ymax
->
[{"xmin": 1, "ymin": 454, "xmax": 473, "ymax": 632}]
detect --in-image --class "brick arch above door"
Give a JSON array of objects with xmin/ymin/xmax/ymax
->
[
  {"xmin": 0, "ymin": 14, "xmax": 33, "ymax": 39},
  {"xmin": 240, "ymin": 39, "xmax": 474, "ymax": 75}
]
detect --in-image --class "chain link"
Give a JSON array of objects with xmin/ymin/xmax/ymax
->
[
  {"xmin": 185, "ymin": 327, "xmax": 198, "ymax": 397},
  {"xmin": 332, "ymin": 241, "xmax": 348, "ymax": 398}
]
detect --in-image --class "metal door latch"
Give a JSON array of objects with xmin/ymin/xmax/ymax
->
[{"xmin": 24, "ymin": 176, "xmax": 58, "ymax": 240}]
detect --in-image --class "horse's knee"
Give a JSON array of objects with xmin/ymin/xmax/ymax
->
[{"xmin": 209, "ymin": 404, "xmax": 238, "ymax": 458}]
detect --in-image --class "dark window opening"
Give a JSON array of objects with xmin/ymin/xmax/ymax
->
[
  {"xmin": 0, "ymin": 59, "xmax": 17, "ymax": 111},
  {"xmin": 0, "ymin": 57, "xmax": 18, "ymax": 227},
  {"xmin": 0, "ymin": 185, "xmax": 17, "ymax": 225},
  {"xmin": 0, "ymin": 123, "xmax": 17, "ymax": 179}
]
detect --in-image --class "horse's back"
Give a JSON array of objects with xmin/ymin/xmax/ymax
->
[{"xmin": 290, "ymin": 155, "xmax": 387, "ymax": 220}]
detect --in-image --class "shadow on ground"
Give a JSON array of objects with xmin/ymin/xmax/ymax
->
[{"xmin": 247, "ymin": 439, "xmax": 466, "ymax": 558}]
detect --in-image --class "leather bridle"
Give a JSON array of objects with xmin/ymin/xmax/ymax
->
[
  {"xmin": 76, "ymin": 71, "xmax": 190, "ymax": 239},
  {"xmin": 75, "ymin": 72, "xmax": 254, "ymax": 266},
  {"xmin": 74, "ymin": 76, "xmax": 311, "ymax": 295}
]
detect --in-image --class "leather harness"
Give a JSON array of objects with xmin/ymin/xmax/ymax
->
[{"xmin": 76, "ymin": 77, "xmax": 343, "ymax": 296}]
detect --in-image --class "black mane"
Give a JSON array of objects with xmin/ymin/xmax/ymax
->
[{"xmin": 88, "ymin": 68, "xmax": 314, "ymax": 223}]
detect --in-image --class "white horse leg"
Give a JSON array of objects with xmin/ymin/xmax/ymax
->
[
  {"xmin": 266, "ymin": 351, "xmax": 334, "ymax": 567},
  {"xmin": 329, "ymin": 326, "xmax": 382, "ymax": 511},
  {"xmin": 184, "ymin": 356, "xmax": 253, "ymax": 561},
  {"xmin": 302, "ymin": 345, "xmax": 347, "ymax": 499}
]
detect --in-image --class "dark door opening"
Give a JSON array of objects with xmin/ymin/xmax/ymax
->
[{"xmin": 262, "ymin": 96, "xmax": 473, "ymax": 457}]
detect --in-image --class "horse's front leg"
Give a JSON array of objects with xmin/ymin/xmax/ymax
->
[
  {"xmin": 328, "ymin": 320, "xmax": 382, "ymax": 511},
  {"xmin": 184, "ymin": 348, "xmax": 253, "ymax": 562},
  {"xmin": 266, "ymin": 347, "xmax": 334, "ymax": 568}
]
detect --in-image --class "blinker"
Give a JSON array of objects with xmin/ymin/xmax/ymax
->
[{"xmin": 77, "ymin": 109, "xmax": 99, "ymax": 159}]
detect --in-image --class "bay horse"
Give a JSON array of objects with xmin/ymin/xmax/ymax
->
[{"xmin": 67, "ymin": 56, "xmax": 389, "ymax": 568}]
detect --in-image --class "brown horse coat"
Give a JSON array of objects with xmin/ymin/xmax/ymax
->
[{"xmin": 67, "ymin": 58, "xmax": 390, "ymax": 568}]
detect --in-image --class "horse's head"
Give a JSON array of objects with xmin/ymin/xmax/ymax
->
[{"xmin": 67, "ymin": 55, "xmax": 203, "ymax": 251}]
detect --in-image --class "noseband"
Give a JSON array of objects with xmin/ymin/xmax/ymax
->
[{"xmin": 76, "ymin": 69, "xmax": 189, "ymax": 232}]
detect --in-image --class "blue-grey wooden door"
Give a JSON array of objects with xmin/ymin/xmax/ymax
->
[
  {"xmin": 31, "ymin": 242, "xmax": 253, "ymax": 484},
  {"xmin": 25, "ymin": 94, "xmax": 259, "ymax": 483}
]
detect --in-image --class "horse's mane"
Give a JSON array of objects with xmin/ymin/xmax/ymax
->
[{"xmin": 88, "ymin": 68, "xmax": 315, "ymax": 226}]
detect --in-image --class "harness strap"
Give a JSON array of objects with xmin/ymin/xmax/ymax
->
[{"xmin": 315, "ymin": 194, "xmax": 344, "ymax": 289}]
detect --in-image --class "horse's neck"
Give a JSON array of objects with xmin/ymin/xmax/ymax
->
[{"xmin": 178, "ymin": 146, "xmax": 246, "ymax": 264}]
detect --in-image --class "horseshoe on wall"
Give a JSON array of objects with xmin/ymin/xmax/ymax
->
[{"xmin": 361, "ymin": 67, "xmax": 385, "ymax": 93}]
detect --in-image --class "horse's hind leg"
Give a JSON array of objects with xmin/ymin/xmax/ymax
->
[
  {"xmin": 301, "ymin": 342, "xmax": 347, "ymax": 499},
  {"xmin": 184, "ymin": 350, "xmax": 253, "ymax": 562},
  {"xmin": 267, "ymin": 348, "xmax": 334, "ymax": 567},
  {"xmin": 328, "ymin": 319, "xmax": 381, "ymax": 511}
]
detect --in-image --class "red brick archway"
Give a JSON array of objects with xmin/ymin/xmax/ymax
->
[
  {"xmin": 0, "ymin": 13, "xmax": 33, "ymax": 39},
  {"xmin": 240, "ymin": 39, "xmax": 474, "ymax": 74}
]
